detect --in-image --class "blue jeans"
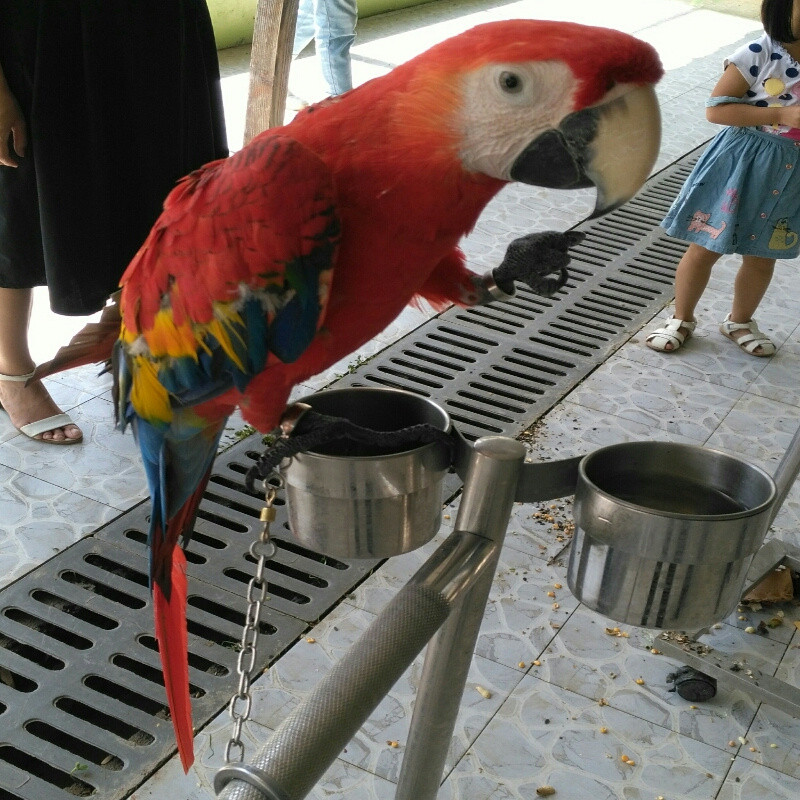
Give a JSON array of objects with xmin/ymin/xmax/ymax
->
[{"xmin": 292, "ymin": 0, "xmax": 357, "ymax": 96}]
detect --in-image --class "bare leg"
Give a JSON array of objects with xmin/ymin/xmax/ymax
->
[
  {"xmin": 722, "ymin": 255, "xmax": 775, "ymax": 356},
  {"xmin": 0, "ymin": 287, "xmax": 83, "ymax": 442},
  {"xmin": 658, "ymin": 243, "xmax": 721, "ymax": 351},
  {"xmin": 730, "ymin": 255, "xmax": 775, "ymax": 322}
]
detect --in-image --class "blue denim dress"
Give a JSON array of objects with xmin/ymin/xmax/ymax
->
[
  {"xmin": 663, "ymin": 34, "xmax": 800, "ymax": 259},
  {"xmin": 662, "ymin": 125, "xmax": 800, "ymax": 258}
]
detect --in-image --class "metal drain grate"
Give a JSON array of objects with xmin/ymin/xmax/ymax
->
[
  {"xmin": 0, "ymin": 443, "xmax": 376, "ymax": 800},
  {"xmin": 0, "ymin": 144, "xmax": 703, "ymax": 799}
]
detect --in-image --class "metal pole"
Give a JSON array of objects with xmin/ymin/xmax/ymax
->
[
  {"xmin": 214, "ymin": 438, "xmax": 525, "ymax": 800},
  {"xmin": 395, "ymin": 436, "xmax": 526, "ymax": 800},
  {"xmin": 214, "ymin": 581, "xmax": 451, "ymax": 800}
]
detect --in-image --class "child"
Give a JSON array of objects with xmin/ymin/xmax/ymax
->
[{"xmin": 647, "ymin": 0, "xmax": 800, "ymax": 356}]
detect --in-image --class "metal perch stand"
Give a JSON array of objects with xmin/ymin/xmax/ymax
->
[
  {"xmin": 213, "ymin": 386, "xmax": 800, "ymax": 800},
  {"xmin": 215, "ymin": 432, "xmax": 535, "ymax": 800}
]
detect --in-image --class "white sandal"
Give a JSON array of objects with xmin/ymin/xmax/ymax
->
[
  {"xmin": 645, "ymin": 316, "xmax": 697, "ymax": 352},
  {"xmin": 719, "ymin": 314, "xmax": 775, "ymax": 357},
  {"xmin": 0, "ymin": 370, "xmax": 83, "ymax": 445}
]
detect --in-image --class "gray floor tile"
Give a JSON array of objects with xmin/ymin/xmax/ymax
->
[
  {"xmin": 439, "ymin": 675, "xmax": 734, "ymax": 800},
  {"xmin": 0, "ymin": 463, "xmax": 122, "ymax": 589},
  {"xmin": 0, "ymin": 395, "xmax": 148, "ymax": 510},
  {"xmin": 536, "ymin": 606, "xmax": 763, "ymax": 746},
  {"xmin": 565, "ymin": 358, "xmax": 744, "ymax": 441},
  {"xmin": 705, "ymin": 393, "xmax": 800, "ymax": 473},
  {"xmin": 474, "ymin": 550, "xmax": 578, "ymax": 669},
  {"xmin": 718, "ymin": 759, "xmax": 800, "ymax": 800},
  {"xmin": 741, "ymin": 700, "xmax": 800, "ymax": 780}
]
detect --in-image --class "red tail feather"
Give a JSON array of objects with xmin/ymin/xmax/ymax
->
[{"xmin": 153, "ymin": 548, "xmax": 194, "ymax": 771}]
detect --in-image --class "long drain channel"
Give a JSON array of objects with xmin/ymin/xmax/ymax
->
[{"xmin": 0, "ymin": 145, "xmax": 701, "ymax": 799}]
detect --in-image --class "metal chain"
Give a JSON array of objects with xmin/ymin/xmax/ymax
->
[{"xmin": 225, "ymin": 473, "xmax": 282, "ymax": 763}]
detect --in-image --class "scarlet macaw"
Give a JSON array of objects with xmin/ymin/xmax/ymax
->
[{"xmin": 40, "ymin": 20, "xmax": 663, "ymax": 770}]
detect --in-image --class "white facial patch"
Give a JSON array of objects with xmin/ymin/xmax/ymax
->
[{"xmin": 457, "ymin": 60, "xmax": 577, "ymax": 180}]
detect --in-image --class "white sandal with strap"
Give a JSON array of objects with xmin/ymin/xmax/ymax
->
[
  {"xmin": 719, "ymin": 314, "xmax": 775, "ymax": 357},
  {"xmin": 0, "ymin": 370, "xmax": 83, "ymax": 445},
  {"xmin": 645, "ymin": 316, "xmax": 697, "ymax": 352}
]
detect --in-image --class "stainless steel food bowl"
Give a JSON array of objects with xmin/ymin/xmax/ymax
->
[
  {"xmin": 567, "ymin": 441, "xmax": 776, "ymax": 629},
  {"xmin": 281, "ymin": 387, "xmax": 452, "ymax": 559}
]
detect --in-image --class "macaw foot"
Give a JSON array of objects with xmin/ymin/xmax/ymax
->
[
  {"xmin": 0, "ymin": 370, "xmax": 83, "ymax": 444},
  {"xmin": 493, "ymin": 230, "xmax": 585, "ymax": 297}
]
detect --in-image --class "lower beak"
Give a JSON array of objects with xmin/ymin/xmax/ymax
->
[{"xmin": 510, "ymin": 85, "xmax": 661, "ymax": 218}]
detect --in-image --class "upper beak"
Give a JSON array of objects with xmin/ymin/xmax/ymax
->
[{"xmin": 510, "ymin": 85, "xmax": 661, "ymax": 218}]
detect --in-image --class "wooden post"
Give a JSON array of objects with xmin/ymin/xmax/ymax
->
[{"xmin": 244, "ymin": 0, "xmax": 301, "ymax": 143}]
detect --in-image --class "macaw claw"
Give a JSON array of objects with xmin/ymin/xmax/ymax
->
[{"xmin": 493, "ymin": 230, "xmax": 585, "ymax": 297}]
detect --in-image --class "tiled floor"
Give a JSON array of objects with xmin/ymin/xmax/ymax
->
[{"xmin": 5, "ymin": 1, "xmax": 800, "ymax": 798}]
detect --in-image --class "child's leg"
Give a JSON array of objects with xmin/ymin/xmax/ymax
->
[
  {"xmin": 647, "ymin": 243, "xmax": 720, "ymax": 352},
  {"xmin": 730, "ymin": 255, "xmax": 775, "ymax": 324},
  {"xmin": 719, "ymin": 255, "xmax": 776, "ymax": 357},
  {"xmin": 673, "ymin": 243, "xmax": 721, "ymax": 323}
]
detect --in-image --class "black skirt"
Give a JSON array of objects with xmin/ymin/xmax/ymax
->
[{"xmin": 0, "ymin": 0, "xmax": 229, "ymax": 314}]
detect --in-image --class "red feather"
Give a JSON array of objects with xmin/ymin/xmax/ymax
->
[
  {"xmin": 149, "ymin": 466, "xmax": 216, "ymax": 771},
  {"xmin": 153, "ymin": 552, "xmax": 192, "ymax": 772}
]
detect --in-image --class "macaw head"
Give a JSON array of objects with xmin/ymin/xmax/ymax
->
[{"xmin": 386, "ymin": 19, "xmax": 664, "ymax": 217}]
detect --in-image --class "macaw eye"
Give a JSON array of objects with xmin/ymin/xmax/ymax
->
[{"xmin": 499, "ymin": 71, "xmax": 523, "ymax": 94}]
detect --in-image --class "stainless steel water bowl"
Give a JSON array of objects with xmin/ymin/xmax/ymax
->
[
  {"xmin": 280, "ymin": 387, "xmax": 452, "ymax": 559},
  {"xmin": 567, "ymin": 441, "xmax": 776, "ymax": 630}
]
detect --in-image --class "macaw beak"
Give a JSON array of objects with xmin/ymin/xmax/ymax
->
[{"xmin": 510, "ymin": 84, "xmax": 661, "ymax": 218}]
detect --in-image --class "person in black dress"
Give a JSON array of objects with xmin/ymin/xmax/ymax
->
[{"xmin": 0, "ymin": 0, "xmax": 228, "ymax": 443}]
